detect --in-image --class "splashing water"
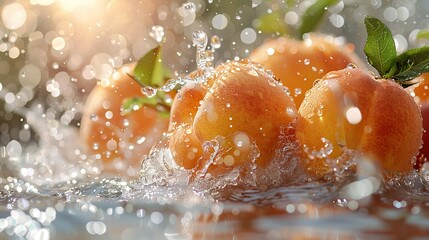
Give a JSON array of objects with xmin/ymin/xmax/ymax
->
[
  {"xmin": 139, "ymin": 30, "xmax": 219, "ymax": 98},
  {"xmin": 149, "ymin": 25, "xmax": 165, "ymax": 43},
  {"xmin": 0, "ymin": 1, "xmax": 428, "ymax": 239},
  {"xmin": 138, "ymin": 121, "xmax": 304, "ymax": 195}
]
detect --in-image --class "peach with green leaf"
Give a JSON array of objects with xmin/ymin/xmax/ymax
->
[
  {"xmin": 296, "ymin": 16, "xmax": 426, "ymax": 178},
  {"xmin": 80, "ymin": 46, "xmax": 171, "ymax": 174},
  {"xmin": 250, "ymin": 0, "xmax": 363, "ymax": 107}
]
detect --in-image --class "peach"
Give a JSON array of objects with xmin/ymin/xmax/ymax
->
[
  {"xmin": 80, "ymin": 63, "xmax": 169, "ymax": 172},
  {"xmin": 169, "ymin": 60, "xmax": 298, "ymax": 171},
  {"xmin": 169, "ymin": 124, "xmax": 203, "ymax": 169},
  {"xmin": 410, "ymin": 73, "xmax": 429, "ymax": 105},
  {"xmin": 249, "ymin": 34, "xmax": 363, "ymax": 107},
  {"xmin": 410, "ymin": 73, "xmax": 429, "ymax": 170},
  {"xmin": 296, "ymin": 67, "xmax": 422, "ymax": 178},
  {"xmin": 415, "ymin": 103, "xmax": 429, "ymax": 170},
  {"xmin": 169, "ymin": 81, "xmax": 207, "ymax": 130}
]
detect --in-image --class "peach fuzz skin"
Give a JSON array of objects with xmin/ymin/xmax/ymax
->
[
  {"xmin": 296, "ymin": 68, "xmax": 423, "ymax": 178},
  {"xmin": 168, "ymin": 60, "xmax": 298, "ymax": 171},
  {"xmin": 80, "ymin": 64, "xmax": 169, "ymax": 173},
  {"xmin": 410, "ymin": 73, "xmax": 429, "ymax": 105},
  {"xmin": 249, "ymin": 34, "xmax": 363, "ymax": 107},
  {"xmin": 409, "ymin": 73, "xmax": 429, "ymax": 170}
]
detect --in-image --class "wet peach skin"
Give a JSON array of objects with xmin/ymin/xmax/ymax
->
[
  {"xmin": 80, "ymin": 64, "xmax": 169, "ymax": 174},
  {"xmin": 80, "ymin": 35, "xmax": 424, "ymax": 180},
  {"xmin": 296, "ymin": 68, "xmax": 423, "ymax": 178},
  {"xmin": 409, "ymin": 73, "xmax": 429, "ymax": 170},
  {"xmin": 169, "ymin": 60, "xmax": 297, "ymax": 173},
  {"xmin": 168, "ymin": 34, "xmax": 363, "ymax": 174},
  {"xmin": 249, "ymin": 34, "xmax": 364, "ymax": 107},
  {"xmin": 169, "ymin": 37, "xmax": 422, "ymax": 178}
]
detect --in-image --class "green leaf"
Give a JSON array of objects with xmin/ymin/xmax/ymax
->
[
  {"xmin": 298, "ymin": 0, "xmax": 339, "ymax": 37},
  {"xmin": 121, "ymin": 92, "xmax": 172, "ymax": 116},
  {"xmin": 364, "ymin": 16, "xmax": 397, "ymax": 78},
  {"xmin": 133, "ymin": 46, "xmax": 165, "ymax": 88},
  {"xmin": 256, "ymin": 11, "xmax": 288, "ymax": 35},
  {"xmin": 416, "ymin": 30, "xmax": 429, "ymax": 41},
  {"xmin": 121, "ymin": 96, "xmax": 158, "ymax": 115},
  {"xmin": 121, "ymin": 46, "xmax": 173, "ymax": 116},
  {"xmin": 394, "ymin": 46, "xmax": 429, "ymax": 81}
]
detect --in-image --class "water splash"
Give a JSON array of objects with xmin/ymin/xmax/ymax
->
[
  {"xmin": 139, "ymin": 122, "xmax": 302, "ymax": 195},
  {"xmin": 139, "ymin": 30, "xmax": 218, "ymax": 98},
  {"xmin": 149, "ymin": 25, "xmax": 165, "ymax": 43}
]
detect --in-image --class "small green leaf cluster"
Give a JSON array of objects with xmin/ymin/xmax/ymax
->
[
  {"xmin": 364, "ymin": 16, "xmax": 429, "ymax": 87},
  {"xmin": 256, "ymin": 0, "xmax": 340, "ymax": 39},
  {"xmin": 121, "ymin": 46, "xmax": 172, "ymax": 116},
  {"xmin": 299, "ymin": 0, "xmax": 340, "ymax": 38}
]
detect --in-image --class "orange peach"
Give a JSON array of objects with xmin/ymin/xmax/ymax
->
[
  {"xmin": 80, "ymin": 63, "xmax": 169, "ymax": 173},
  {"xmin": 169, "ymin": 81, "xmax": 207, "ymax": 130},
  {"xmin": 168, "ymin": 124, "xmax": 203, "ymax": 169},
  {"xmin": 410, "ymin": 73, "xmax": 429, "ymax": 170},
  {"xmin": 249, "ymin": 34, "xmax": 363, "ymax": 107},
  {"xmin": 415, "ymin": 103, "xmax": 429, "ymax": 170},
  {"xmin": 296, "ymin": 67, "xmax": 422, "ymax": 178},
  {"xmin": 410, "ymin": 73, "xmax": 429, "ymax": 105},
  {"xmin": 169, "ymin": 60, "xmax": 298, "ymax": 171}
]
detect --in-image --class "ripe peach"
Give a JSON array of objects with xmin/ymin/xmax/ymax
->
[
  {"xmin": 80, "ymin": 63, "xmax": 169, "ymax": 172},
  {"xmin": 249, "ymin": 34, "xmax": 363, "ymax": 107},
  {"xmin": 410, "ymin": 73, "xmax": 429, "ymax": 170},
  {"xmin": 169, "ymin": 81, "xmax": 207, "ymax": 130},
  {"xmin": 168, "ymin": 124, "xmax": 203, "ymax": 169},
  {"xmin": 410, "ymin": 73, "xmax": 429, "ymax": 105},
  {"xmin": 169, "ymin": 60, "xmax": 298, "ymax": 171},
  {"xmin": 415, "ymin": 103, "xmax": 429, "ymax": 170},
  {"xmin": 296, "ymin": 67, "xmax": 422, "ymax": 178}
]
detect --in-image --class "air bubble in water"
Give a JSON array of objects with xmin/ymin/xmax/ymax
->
[
  {"xmin": 346, "ymin": 63, "xmax": 358, "ymax": 69},
  {"xmin": 211, "ymin": 35, "xmax": 221, "ymax": 49},
  {"xmin": 286, "ymin": 107, "xmax": 295, "ymax": 117},
  {"xmin": 193, "ymin": 31, "xmax": 208, "ymax": 71},
  {"xmin": 90, "ymin": 114, "xmax": 98, "ymax": 121},
  {"xmin": 193, "ymin": 30, "xmax": 208, "ymax": 49},
  {"xmin": 183, "ymin": 2, "xmax": 196, "ymax": 12},
  {"xmin": 303, "ymin": 137, "xmax": 334, "ymax": 160},
  {"xmin": 204, "ymin": 50, "xmax": 214, "ymax": 62},
  {"xmin": 141, "ymin": 86, "xmax": 157, "ymax": 97},
  {"xmin": 149, "ymin": 25, "xmax": 165, "ymax": 43},
  {"xmin": 303, "ymin": 59, "xmax": 310, "ymax": 65}
]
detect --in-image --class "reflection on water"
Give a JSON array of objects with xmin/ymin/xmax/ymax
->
[
  {"xmin": 1, "ymin": 0, "xmax": 429, "ymax": 239},
  {"xmin": 1, "ymin": 172, "xmax": 429, "ymax": 239}
]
